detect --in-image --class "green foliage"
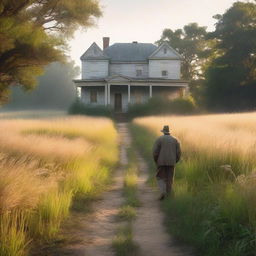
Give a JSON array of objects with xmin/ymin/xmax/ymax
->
[
  {"xmin": 69, "ymin": 101, "xmax": 113, "ymax": 117},
  {"xmin": 131, "ymin": 123, "xmax": 256, "ymax": 256},
  {"xmin": 128, "ymin": 96, "xmax": 197, "ymax": 118},
  {"xmin": 123, "ymin": 167, "xmax": 140, "ymax": 208},
  {"xmin": 0, "ymin": 0, "xmax": 101, "ymax": 103},
  {"xmin": 117, "ymin": 205, "xmax": 136, "ymax": 221},
  {"xmin": 0, "ymin": 211, "xmax": 29, "ymax": 256},
  {"xmin": 129, "ymin": 124, "xmax": 157, "ymax": 185},
  {"xmin": 204, "ymin": 2, "xmax": 256, "ymax": 111},
  {"xmin": 112, "ymin": 224, "xmax": 139, "ymax": 256},
  {"xmin": 157, "ymin": 23, "xmax": 208, "ymax": 81},
  {"xmin": 30, "ymin": 190, "xmax": 73, "ymax": 240},
  {"xmin": 157, "ymin": 2, "xmax": 256, "ymax": 111}
]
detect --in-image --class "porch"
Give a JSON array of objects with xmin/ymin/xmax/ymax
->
[{"xmin": 79, "ymin": 84, "xmax": 187, "ymax": 113}]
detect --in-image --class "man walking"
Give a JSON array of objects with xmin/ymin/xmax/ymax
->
[{"xmin": 152, "ymin": 125, "xmax": 181, "ymax": 200}]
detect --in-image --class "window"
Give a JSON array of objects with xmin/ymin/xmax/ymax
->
[
  {"xmin": 136, "ymin": 69, "xmax": 142, "ymax": 77},
  {"xmin": 90, "ymin": 90, "xmax": 97, "ymax": 103},
  {"xmin": 162, "ymin": 70, "xmax": 168, "ymax": 77},
  {"xmin": 135, "ymin": 93, "xmax": 142, "ymax": 103},
  {"xmin": 164, "ymin": 48, "xmax": 167, "ymax": 54}
]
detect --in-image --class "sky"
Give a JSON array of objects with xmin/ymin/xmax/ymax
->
[{"xmin": 68, "ymin": 0, "xmax": 239, "ymax": 67}]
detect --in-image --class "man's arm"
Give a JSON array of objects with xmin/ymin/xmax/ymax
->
[
  {"xmin": 152, "ymin": 138, "xmax": 161, "ymax": 163},
  {"xmin": 176, "ymin": 140, "xmax": 181, "ymax": 163}
]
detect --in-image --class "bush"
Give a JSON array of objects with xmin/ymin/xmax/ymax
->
[
  {"xmin": 68, "ymin": 100, "xmax": 113, "ymax": 117},
  {"xmin": 128, "ymin": 96, "xmax": 197, "ymax": 118}
]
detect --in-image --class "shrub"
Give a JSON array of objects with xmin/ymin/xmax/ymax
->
[
  {"xmin": 128, "ymin": 96, "xmax": 197, "ymax": 118},
  {"xmin": 68, "ymin": 100, "xmax": 113, "ymax": 117}
]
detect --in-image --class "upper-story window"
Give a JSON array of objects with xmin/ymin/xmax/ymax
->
[
  {"xmin": 136, "ymin": 69, "xmax": 142, "ymax": 77},
  {"xmin": 162, "ymin": 70, "xmax": 168, "ymax": 77},
  {"xmin": 163, "ymin": 48, "xmax": 167, "ymax": 54},
  {"xmin": 90, "ymin": 90, "xmax": 97, "ymax": 103}
]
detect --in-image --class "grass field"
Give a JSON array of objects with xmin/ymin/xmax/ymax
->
[
  {"xmin": 0, "ymin": 114, "xmax": 118, "ymax": 256},
  {"xmin": 132, "ymin": 112, "xmax": 256, "ymax": 256}
]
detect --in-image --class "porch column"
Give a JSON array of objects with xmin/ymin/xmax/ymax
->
[
  {"xmin": 149, "ymin": 85, "xmax": 152, "ymax": 98},
  {"xmin": 107, "ymin": 84, "xmax": 111, "ymax": 105},
  {"xmin": 128, "ymin": 84, "xmax": 131, "ymax": 104},
  {"xmin": 105, "ymin": 84, "xmax": 108, "ymax": 106}
]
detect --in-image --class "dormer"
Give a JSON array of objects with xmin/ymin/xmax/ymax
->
[
  {"xmin": 81, "ymin": 42, "xmax": 110, "ymax": 79},
  {"xmin": 148, "ymin": 42, "xmax": 182, "ymax": 79}
]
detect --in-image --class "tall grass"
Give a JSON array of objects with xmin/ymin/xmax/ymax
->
[
  {"xmin": 132, "ymin": 112, "xmax": 256, "ymax": 256},
  {"xmin": 0, "ymin": 116, "xmax": 118, "ymax": 255}
]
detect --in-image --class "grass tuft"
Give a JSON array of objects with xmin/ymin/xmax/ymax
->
[{"xmin": 112, "ymin": 224, "xmax": 139, "ymax": 256}]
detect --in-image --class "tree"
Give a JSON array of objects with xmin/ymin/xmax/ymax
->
[
  {"xmin": 205, "ymin": 1, "xmax": 256, "ymax": 110},
  {"xmin": 4, "ymin": 61, "xmax": 79, "ymax": 110},
  {"xmin": 157, "ymin": 23, "xmax": 210, "ymax": 105},
  {"xmin": 0, "ymin": 0, "xmax": 101, "ymax": 103},
  {"xmin": 157, "ymin": 23, "xmax": 208, "ymax": 81}
]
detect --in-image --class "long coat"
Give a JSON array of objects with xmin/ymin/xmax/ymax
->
[{"xmin": 152, "ymin": 134, "xmax": 181, "ymax": 166}]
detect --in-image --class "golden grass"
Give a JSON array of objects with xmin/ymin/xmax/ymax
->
[
  {"xmin": 0, "ymin": 115, "xmax": 118, "ymax": 255},
  {"xmin": 134, "ymin": 112, "xmax": 256, "ymax": 163},
  {"xmin": 133, "ymin": 112, "xmax": 256, "ymax": 255},
  {"xmin": 0, "ymin": 155, "xmax": 47, "ymax": 212}
]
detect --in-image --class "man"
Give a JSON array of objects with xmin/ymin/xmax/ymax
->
[{"xmin": 152, "ymin": 125, "xmax": 181, "ymax": 200}]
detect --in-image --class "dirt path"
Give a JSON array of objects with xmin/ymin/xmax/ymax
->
[
  {"xmin": 46, "ymin": 122, "xmax": 193, "ymax": 256},
  {"xmin": 134, "ymin": 154, "xmax": 193, "ymax": 256},
  {"xmin": 47, "ymin": 123, "xmax": 129, "ymax": 256}
]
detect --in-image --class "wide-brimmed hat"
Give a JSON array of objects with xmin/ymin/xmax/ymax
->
[{"xmin": 161, "ymin": 125, "xmax": 170, "ymax": 133}]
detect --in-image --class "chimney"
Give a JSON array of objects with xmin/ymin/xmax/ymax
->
[{"xmin": 103, "ymin": 37, "xmax": 110, "ymax": 50}]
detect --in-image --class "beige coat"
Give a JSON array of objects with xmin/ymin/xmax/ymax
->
[{"xmin": 153, "ymin": 134, "xmax": 181, "ymax": 166}]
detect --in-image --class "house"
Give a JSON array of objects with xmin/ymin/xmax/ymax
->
[{"xmin": 73, "ymin": 37, "xmax": 189, "ymax": 112}]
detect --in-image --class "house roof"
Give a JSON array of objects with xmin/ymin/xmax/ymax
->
[
  {"xmin": 80, "ymin": 42, "xmax": 109, "ymax": 60},
  {"xmin": 148, "ymin": 41, "xmax": 182, "ymax": 60},
  {"xmin": 103, "ymin": 43, "xmax": 157, "ymax": 62}
]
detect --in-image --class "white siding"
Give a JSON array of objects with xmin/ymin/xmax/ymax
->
[
  {"xmin": 110, "ymin": 63, "xmax": 148, "ymax": 78},
  {"xmin": 82, "ymin": 60, "xmax": 109, "ymax": 79},
  {"xmin": 149, "ymin": 60, "xmax": 181, "ymax": 79},
  {"xmin": 150, "ymin": 46, "xmax": 180, "ymax": 58}
]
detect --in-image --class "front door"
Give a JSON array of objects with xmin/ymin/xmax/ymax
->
[{"xmin": 114, "ymin": 93, "xmax": 122, "ymax": 112}]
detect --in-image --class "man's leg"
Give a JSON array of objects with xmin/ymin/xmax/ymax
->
[
  {"xmin": 165, "ymin": 166, "xmax": 175, "ymax": 195},
  {"xmin": 156, "ymin": 166, "xmax": 167, "ymax": 200}
]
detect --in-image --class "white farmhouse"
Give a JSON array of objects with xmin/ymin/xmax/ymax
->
[{"xmin": 74, "ymin": 37, "xmax": 188, "ymax": 112}]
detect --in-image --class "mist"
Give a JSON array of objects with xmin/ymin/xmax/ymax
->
[{"xmin": 3, "ymin": 62, "xmax": 79, "ymax": 111}]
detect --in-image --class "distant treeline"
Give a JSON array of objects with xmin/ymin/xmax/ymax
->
[
  {"xmin": 3, "ymin": 62, "xmax": 78, "ymax": 110},
  {"xmin": 157, "ymin": 1, "xmax": 256, "ymax": 112}
]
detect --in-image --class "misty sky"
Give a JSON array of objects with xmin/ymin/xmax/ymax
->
[{"xmin": 68, "ymin": 0, "xmax": 239, "ymax": 67}]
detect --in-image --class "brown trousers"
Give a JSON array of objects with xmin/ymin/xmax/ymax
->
[{"xmin": 156, "ymin": 166, "xmax": 175, "ymax": 194}]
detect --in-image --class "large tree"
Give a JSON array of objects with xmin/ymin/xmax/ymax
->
[
  {"xmin": 0, "ymin": 0, "xmax": 101, "ymax": 103},
  {"xmin": 205, "ymin": 1, "xmax": 256, "ymax": 110},
  {"xmin": 157, "ymin": 23, "xmax": 210, "ymax": 105},
  {"xmin": 157, "ymin": 23, "xmax": 208, "ymax": 81}
]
